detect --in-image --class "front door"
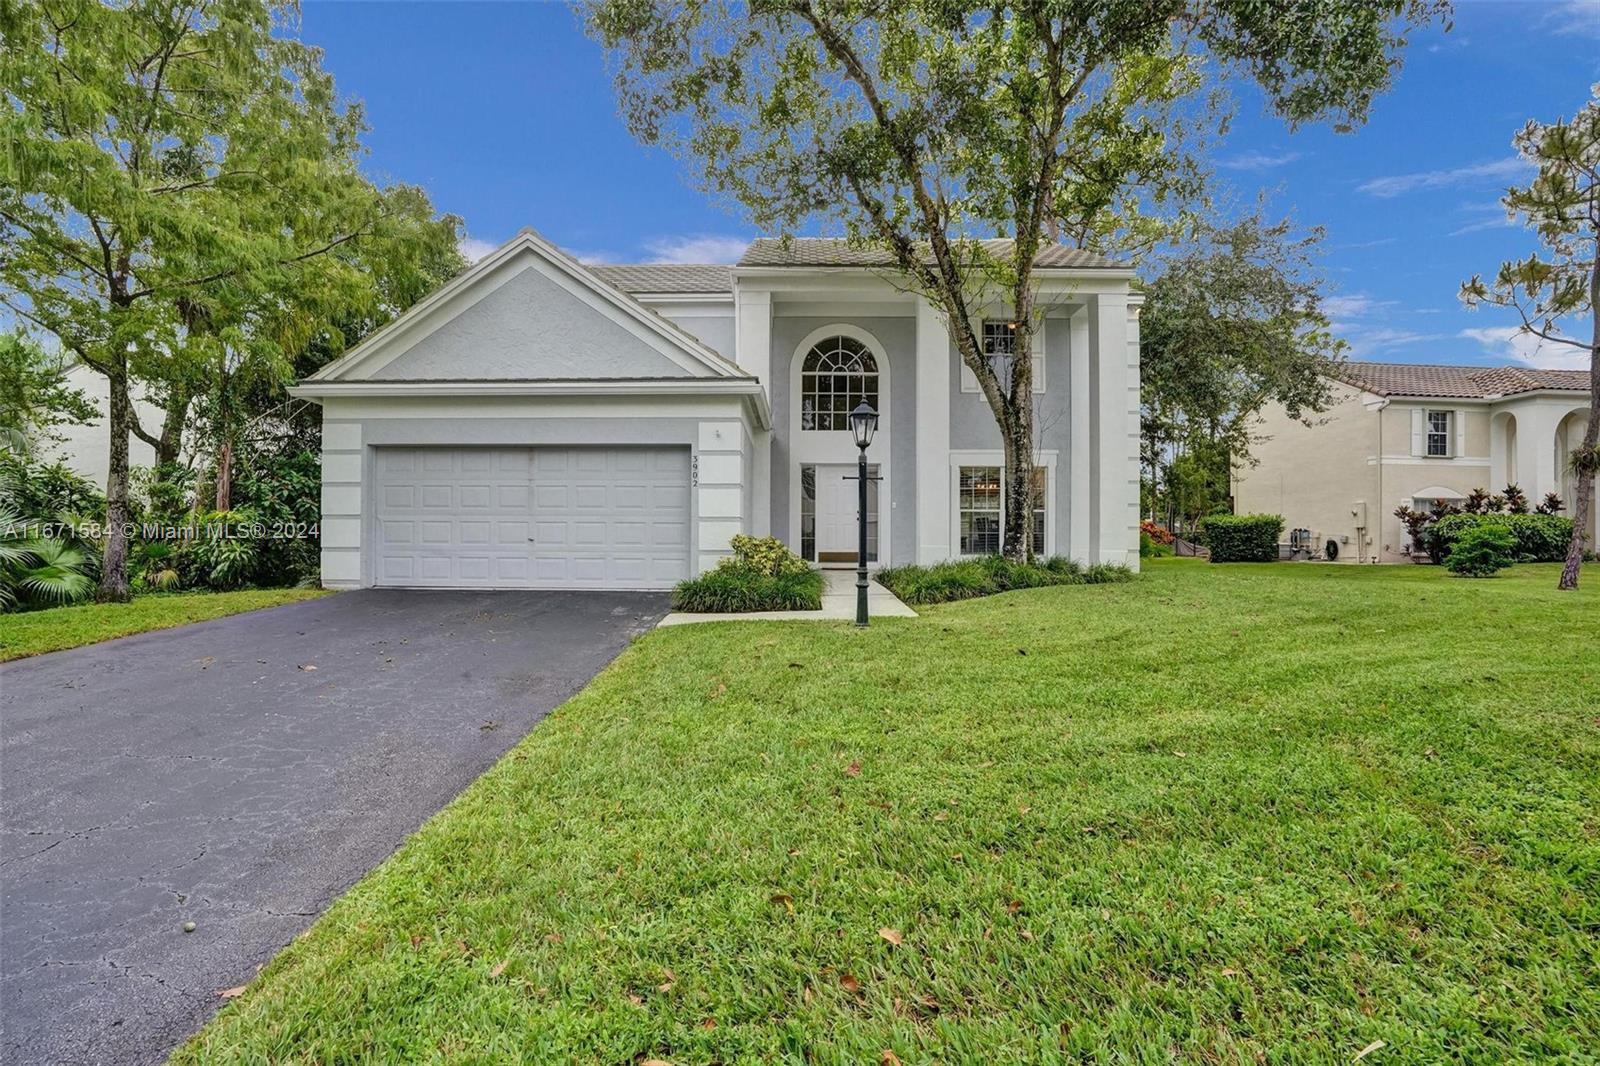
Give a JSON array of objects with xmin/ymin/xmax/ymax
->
[{"xmin": 813, "ymin": 463, "xmax": 879, "ymax": 566}]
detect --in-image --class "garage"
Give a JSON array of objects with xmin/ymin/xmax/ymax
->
[{"xmin": 374, "ymin": 445, "xmax": 690, "ymax": 590}]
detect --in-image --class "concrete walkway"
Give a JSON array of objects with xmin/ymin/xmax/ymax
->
[{"xmin": 658, "ymin": 568, "xmax": 916, "ymax": 626}]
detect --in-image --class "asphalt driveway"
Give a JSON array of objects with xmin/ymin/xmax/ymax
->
[{"xmin": 0, "ymin": 588, "xmax": 668, "ymax": 1065}]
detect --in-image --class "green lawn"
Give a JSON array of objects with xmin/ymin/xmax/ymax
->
[
  {"xmin": 0, "ymin": 588, "xmax": 328, "ymax": 661},
  {"xmin": 175, "ymin": 561, "xmax": 1598, "ymax": 1063}
]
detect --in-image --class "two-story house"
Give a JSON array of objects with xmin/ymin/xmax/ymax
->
[
  {"xmin": 1232, "ymin": 360, "xmax": 1594, "ymax": 562},
  {"xmin": 292, "ymin": 229, "xmax": 1142, "ymax": 589}
]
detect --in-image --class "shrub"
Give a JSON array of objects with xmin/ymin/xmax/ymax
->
[
  {"xmin": 1429, "ymin": 512, "xmax": 1572, "ymax": 563},
  {"xmin": 875, "ymin": 555, "xmax": 1132, "ymax": 606},
  {"xmin": 1200, "ymin": 513, "xmax": 1284, "ymax": 563},
  {"xmin": 673, "ymin": 565, "xmax": 823, "ymax": 612},
  {"xmin": 1139, "ymin": 520, "xmax": 1175, "ymax": 546},
  {"xmin": 1140, "ymin": 531, "xmax": 1173, "ymax": 558},
  {"xmin": 1446, "ymin": 525, "xmax": 1516, "ymax": 578},
  {"xmin": 721, "ymin": 534, "xmax": 810, "ymax": 577}
]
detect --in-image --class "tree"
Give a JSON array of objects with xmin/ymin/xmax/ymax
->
[
  {"xmin": 0, "ymin": 0, "xmax": 458, "ymax": 599},
  {"xmin": 588, "ymin": 0, "xmax": 1445, "ymax": 559},
  {"xmin": 0, "ymin": 334, "xmax": 96, "ymax": 455},
  {"xmin": 1139, "ymin": 212, "xmax": 1345, "ymax": 530},
  {"xmin": 1461, "ymin": 84, "xmax": 1599, "ymax": 590}
]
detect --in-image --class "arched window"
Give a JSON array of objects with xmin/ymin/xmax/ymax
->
[{"xmin": 800, "ymin": 336, "xmax": 879, "ymax": 431}]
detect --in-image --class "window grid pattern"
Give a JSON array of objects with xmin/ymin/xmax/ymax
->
[
  {"xmin": 960, "ymin": 465, "xmax": 1049, "ymax": 556},
  {"xmin": 983, "ymin": 321, "xmax": 1017, "ymax": 384},
  {"xmin": 799, "ymin": 463, "xmax": 878, "ymax": 562},
  {"xmin": 1427, "ymin": 410, "xmax": 1450, "ymax": 457},
  {"xmin": 800, "ymin": 336, "xmax": 879, "ymax": 431}
]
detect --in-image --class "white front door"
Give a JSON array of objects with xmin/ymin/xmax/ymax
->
[{"xmin": 813, "ymin": 463, "xmax": 879, "ymax": 565}]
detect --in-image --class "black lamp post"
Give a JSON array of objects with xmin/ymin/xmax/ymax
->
[{"xmin": 847, "ymin": 400, "xmax": 879, "ymax": 627}]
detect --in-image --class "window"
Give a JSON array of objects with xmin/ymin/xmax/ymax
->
[
  {"xmin": 1031, "ymin": 467, "xmax": 1047, "ymax": 557},
  {"xmin": 959, "ymin": 466, "xmax": 1002, "ymax": 555},
  {"xmin": 962, "ymin": 321, "xmax": 1045, "ymax": 393},
  {"xmin": 958, "ymin": 465, "xmax": 1050, "ymax": 556},
  {"xmin": 800, "ymin": 336, "xmax": 878, "ymax": 431},
  {"xmin": 800, "ymin": 465, "xmax": 816, "ymax": 561},
  {"xmin": 1427, "ymin": 410, "xmax": 1451, "ymax": 457}
]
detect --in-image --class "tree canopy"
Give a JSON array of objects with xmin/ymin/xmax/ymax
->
[
  {"xmin": 1461, "ymin": 83, "xmax": 1600, "ymax": 589},
  {"xmin": 0, "ymin": 0, "xmax": 462, "ymax": 597},
  {"xmin": 589, "ymin": 0, "xmax": 1448, "ymax": 558}
]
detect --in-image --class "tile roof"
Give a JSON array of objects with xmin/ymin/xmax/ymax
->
[
  {"xmin": 1332, "ymin": 360, "xmax": 1589, "ymax": 398},
  {"xmin": 589, "ymin": 264, "xmax": 734, "ymax": 294},
  {"xmin": 737, "ymin": 237, "xmax": 1127, "ymax": 270}
]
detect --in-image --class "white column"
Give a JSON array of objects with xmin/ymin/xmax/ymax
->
[
  {"xmin": 915, "ymin": 297, "xmax": 952, "ymax": 563},
  {"xmin": 1088, "ymin": 293, "xmax": 1136, "ymax": 567},
  {"xmin": 319, "ymin": 413, "xmax": 363, "ymax": 589},
  {"xmin": 1068, "ymin": 306, "xmax": 1091, "ymax": 564},
  {"xmin": 696, "ymin": 420, "xmax": 744, "ymax": 573},
  {"xmin": 735, "ymin": 288, "xmax": 772, "ymax": 393},
  {"xmin": 751, "ymin": 428, "xmax": 772, "ymax": 537},
  {"xmin": 1515, "ymin": 403, "xmax": 1564, "ymax": 501}
]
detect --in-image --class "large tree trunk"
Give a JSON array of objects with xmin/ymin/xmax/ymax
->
[
  {"xmin": 1558, "ymin": 269, "xmax": 1599, "ymax": 590},
  {"xmin": 98, "ymin": 351, "xmax": 134, "ymax": 603},
  {"xmin": 214, "ymin": 437, "xmax": 234, "ymax": 512},
  {"xmin": 156, "ymin": 387, "xmax": 188, "ymax": 468}
]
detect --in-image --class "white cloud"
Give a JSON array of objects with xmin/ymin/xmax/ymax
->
[
  {"xmin": 458, "ymin": 236, "xmax": 500, "ymax": 263},
  {"xmin": 1332, "ymin": 237, "xmax": 1398, "ymax": 250},
  {"xmin": 1324, "ymin": 294, "xmax": 1383, "ymax": 320},
  {"xmin": 1460, "ymin": 325, "xmax": 1590, "ymax": 369},
  {"xmin": 1344, "ymin": 327, "xmax": 1453, "ymax": 356},
  {"xmin": 641, "ymin": 235, "xmax": 751, "ymax": 264},
  {"xmin": 1216, "ymin": 150, "xmax": 1303, "ymax": 171},
  {"xmin": 1545, "ymin": 0, "xmax": 1600, "ymax": 36},
  {"xmin": 1448, "ymin": 215, "xmax": 1515, "ymax": 237},
  {"xmin": 564, "ymin": 248, "xmax": 625, "ymax": 265},
  {"xmin": 1356, "ymin": 156, "xmax": 1528, "ymax": 198}
]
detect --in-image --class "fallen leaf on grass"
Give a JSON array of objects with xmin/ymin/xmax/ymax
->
[
  {"xmin": 1006, "ymin": 900, "xmax": 1023, "ymax": 914},
  {"xmin": 410, "ymin": 934, "xmax": 423, "ymax": 949},
  {"xmin": 658, "ymin": 969, "xmax": 677, "ymax": 993},
  {"xmin": 1218, "ymin": 968, "xmax": 1240, "ymax": 978},
  {"xmin": 1354, "ymin": 1040, "xmax": 1386, "ymax": 1061},
  {"xmin": 642, "ymin": 1060, "xmax": 672, "ymax": 1066},
  {"xmin": 840, "ymin": 973, "xmax": 861, "ymax": 993},
  {"xmin": 700, "ymin": 1018, "xmax": 717, "ymax": 1030},
  {"xmin": 844, "ymin": 760, "xmax": 861, "ymax": 777},
  {"xmin": 878, "ymin": 927, "xmax": 903, "ymax": 946},
  {"xmin": 489, "ymin": 961, "xmax": 507, "ymax": 979},
  {"xmin": 708, "ymin": 682, "xmax": 727, "ymax": 700},
  {"xmin": 882, "ymin": 1053, "xmax": 903, "ymax": 1065},
  {"xmin": 770, "ymin": 892, "xmax": 795, "ymax": 914},
  {"xmin": 544, "ymin": 933, "xmax": 563, "ymax": 943},
  {"xmin": 1019, "ymin": 929, "xmax": 1034, "ymax": 941},
  {"xmin": 216, "ymin": 986, "xmax": 246, "ymax": 999}
]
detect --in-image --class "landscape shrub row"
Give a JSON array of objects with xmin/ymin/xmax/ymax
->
[
  {"xmin": 1428, "ymin": 512, "xmax": 1573, "ymax": 563},
  {"xmin": 876, "ymin": 555, "xmax": 1133, "ymax": 606},
  {"xmin": 672, "ymin": 535, "xmax": 823, "ymax": 612}
]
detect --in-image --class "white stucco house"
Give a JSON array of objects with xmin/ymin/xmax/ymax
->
[
  {"xmin": 290, "ymin": 229, "xmax": 1142, "ymax": 590},
  {"xmin": 1233, "ymin": 360, "xmax": 1594, "ymax": 562}
]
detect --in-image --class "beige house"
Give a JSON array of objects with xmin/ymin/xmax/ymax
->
[{"xmin": 1233, "ymin": 361, "xmax": 1594, "ymax": 562}]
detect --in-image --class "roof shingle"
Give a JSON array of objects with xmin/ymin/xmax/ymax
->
[
  {"xmin": 589, "ymin": 264, "xmax": 734, "ymax": 294},
  {"xmin": 1332, "ymin": 360, "xmax": 1589, "ymax": 398},
  {"xmin": 737, "ymin": 237, "xmax": 1126, "ymax": 270}
]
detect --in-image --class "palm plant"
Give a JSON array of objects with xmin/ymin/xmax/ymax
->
[{"xmin": 13, "ymin": 537, "xmax": 94, "ymax": 605}]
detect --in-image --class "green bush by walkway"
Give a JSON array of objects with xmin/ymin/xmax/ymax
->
[{"xmin": 876, "ymin": 554, "xmax": 1132, "ymax": 605}]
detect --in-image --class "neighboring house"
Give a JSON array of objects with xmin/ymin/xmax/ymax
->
[
  {"xmin": 1233, "ymin": 360, "xmax": 1595, "ymax": 562},
  {"xmin": 40, "ymin": 362, "xmax": 161, "ymax": 490},
  {"xmin": 289, "ymin": 229, "xmax": 1142, "ymax": 590}
]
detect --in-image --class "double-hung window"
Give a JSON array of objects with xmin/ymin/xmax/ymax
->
[
  {"xmin": 961, "ymin": 321, "xmax": 1045, "ymax": 393},
  {"xmin": 1426, "ymin": 410, "xmax": 1451, "ymax": 457},
  {"xmin": 957, "ymin": 465, "xmax": 1049, "ymax": 556}
]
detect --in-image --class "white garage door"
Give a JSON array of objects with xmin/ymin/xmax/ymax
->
[{"xmin": 373, "ymin": 446, "xmax": 690, "ymax": 590}]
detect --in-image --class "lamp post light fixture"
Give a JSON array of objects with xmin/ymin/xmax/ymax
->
[{"xmin": 847, "ymin": 400, "xmax": 879, "ymax": 627}]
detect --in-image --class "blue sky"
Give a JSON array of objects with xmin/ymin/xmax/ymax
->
[{"xmin": 298, "ymin": 1, "xmax": 1600, "ymax": 370}]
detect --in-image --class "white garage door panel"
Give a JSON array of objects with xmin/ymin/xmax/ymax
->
[
  {"xmin": 374, "ymin": 445, "xmax": 690, "ymax": 589},
  {"xmin": 529, "ymin": 447, "xmax": 690, "ymax": 588}
]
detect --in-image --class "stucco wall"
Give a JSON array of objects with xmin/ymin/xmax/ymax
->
[
  {"xmin": 374, "ymin": 266, "xmax": 693, "ymax": 380},
  {"xmin": 948, "ymin": 312, "xmax": 1074, "ymax": 557},
  {"xmin": 769, "ymin": 315, "xmax": 917, "ymax": 566},
  {"xmin": 659, "ymin": 311, "xmax": 737, "ymax": 363},
  {"xmin": 41, "ymin": 363, "xmax": 162, "ymax": 490}
]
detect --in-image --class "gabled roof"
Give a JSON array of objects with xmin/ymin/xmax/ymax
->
[
  {"xmin": 1331, "ymin": 360, "xmax": 1589, "ymax": 399},
  {"xmin": 590, "ymin": 264, "xmax": 733, "ymax": 294},
  {"xmin": 738, "ymin": 237, "xmax": 1127, "ymax": 270},
  {"xmin": 304, "ymin": 229, "xmax": 744, "ymax": 385}
]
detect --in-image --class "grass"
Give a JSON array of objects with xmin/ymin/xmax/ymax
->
[
  {"xmin": 0, "ymin": 588, "xmax": 328, "ymax": 661},
  {"xmin": 175, "ymin": 560, "xmax": 1598, "ymax": 1063}
]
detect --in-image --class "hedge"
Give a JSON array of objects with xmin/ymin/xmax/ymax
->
[
  {"xmin": 1429, "ymin": 512, "xmax": 1573, "ymax": 563},
  {"xmin": 875, "ymin": 555, "xmax": 1133, "ymax": 606},
  {"xmin": 672, "ymin": 567, "xmax": 824, "ymax": 612},
  {"xmin": 1200, "ymin": 513, "xmax": 1284, "ymax": 563}
]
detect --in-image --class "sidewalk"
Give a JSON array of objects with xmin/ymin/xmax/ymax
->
[{"xmin": 657, "ymin": 568, "xmax": 917, "ymax": 627}]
